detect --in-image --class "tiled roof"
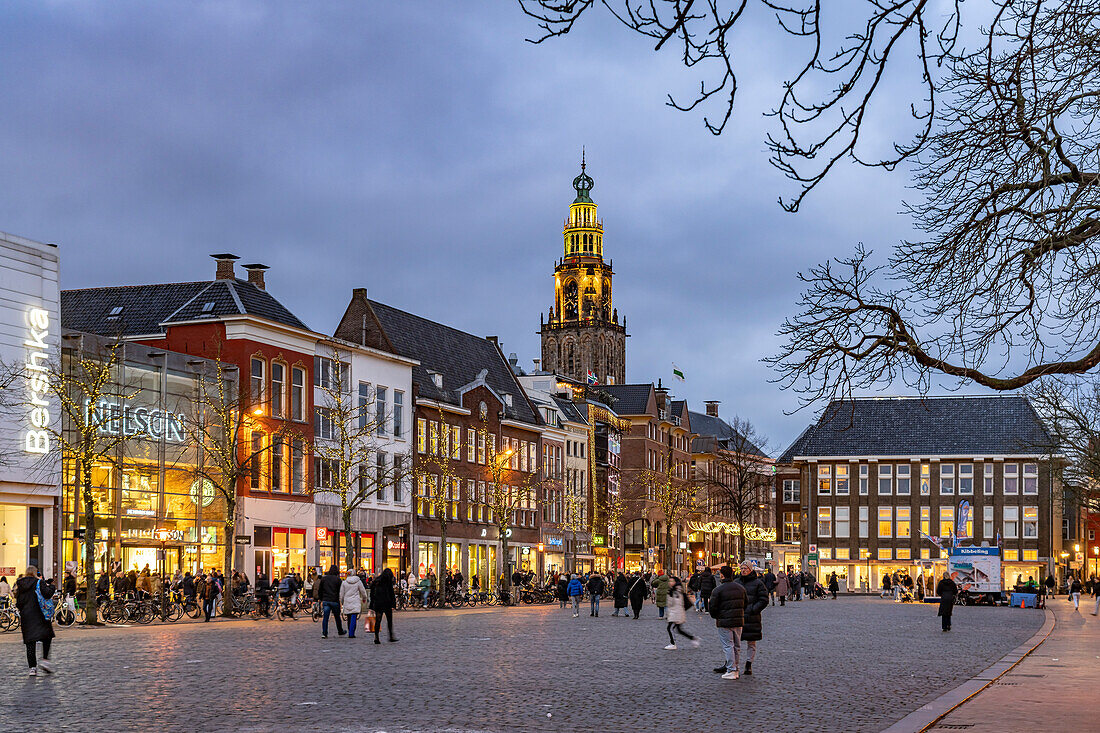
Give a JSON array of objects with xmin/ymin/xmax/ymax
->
[
  {"xmin": 790, "ymin": 396, "xmax": 1052, "ymax": 458},
  {"xmin": 553, "ymin": 396, "xmax": 589, "ymax": 426},
  {"xmin": 367, "ymin": 300, "xmax": 538, "ymax": 426},
  {"xmin": 61, "ymin": 279, "xmax": 308, "ymax": 335},
  {"xmin": 601, "ymin": 384, "xmax": 653, "ymax": 415},
  {"xmin": 689, "ymin": 410, "xmax": 769, "ymax": 458},
  {"xmin": 776, "ymin": 424, "xmax": 815, "ymax": 464}
]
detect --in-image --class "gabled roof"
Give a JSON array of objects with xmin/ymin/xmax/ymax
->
[
  {"xmin": 365, "ymin": 299, "xmax": 539, "ymax": 425},
  {"xmin": 601, "ymin": 383, "xmax": 653, "ymax": 415},
  {"xmin": 790, "ymin": 396, "xmax": 1053, "ymax": 458},
  {"xmin": 61, "ymin": 279, "xmax": 308, "ymax": 335},
  {"xmin": 689, "ymin": 410, "xmax": 769, "ymax": 458},
  {"xmin": 553, "ymin": 395, "xmax": 589, "ymax": 426},
  {"xmin": 776, "ymin": 424, "xmax": 815, "ymax": 464}
]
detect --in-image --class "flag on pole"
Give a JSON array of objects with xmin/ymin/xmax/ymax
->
[
  {"xmin": 672, "ymin": 363, "xmax": 685, "ymax": 381},
  {"xmin": 586, "ymin": 370, "xmax": 598, "ymax": 386},
  {"xmin": 957, "ymin": 501, "xmax": 971, "ymax": 540}
]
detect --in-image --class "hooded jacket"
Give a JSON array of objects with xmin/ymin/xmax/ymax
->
[
  {"xmin": 651, "ymin": 574, "xmax": 670, "ymax": 607},
  {"xmin": 15, "ymin": 576, "xmax": 55, "ymax": 644},
  {"xmin": 339, "ymin": 575, "xmax": 369, "ymax": 615},
  {"xmin": 319, "ymin": 569, "xmax": 343, "ymax": 604},
  {"xmin": 734, "ymin": 570, "xmax": 768, "ymax": 641},
  {"xmin": 567, "ymin": 577, "xmax": 584, "ymax": 597},
  {"xmin": 698, "ymin": 569, "xmax": 717, "ymax": 595},
  {"xmin": 708, "ymin": 576, "xmax": 746, "ymax": 629}
]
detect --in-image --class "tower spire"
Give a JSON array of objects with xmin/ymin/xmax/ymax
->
[{"xmin": 581, "ymin": 146, "xmax": 585, "ymax": 174}]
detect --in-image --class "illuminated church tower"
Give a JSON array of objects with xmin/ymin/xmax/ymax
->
[{"xmin": 540, "ymin": 155, "xmax": 627, "ymax": 385}]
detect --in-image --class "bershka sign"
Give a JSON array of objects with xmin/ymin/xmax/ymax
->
[
  {"xmin": 23, "ymin": 307, "xmax": 51, "ymax": 454},
  {"xmin": 85, "ymin": 399, "xmax": 187, "ymax": 443}
]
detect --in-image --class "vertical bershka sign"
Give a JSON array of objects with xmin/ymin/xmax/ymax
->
[{"xmin": 23, "ymin": 307, "xmax": 50, "ymax": 454}]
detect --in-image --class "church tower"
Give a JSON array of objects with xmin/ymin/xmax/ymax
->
[{"xmin": 540, "ymin": 155, "xmax": 627, "ymax": 385}]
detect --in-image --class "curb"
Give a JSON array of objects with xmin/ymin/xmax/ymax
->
[{"xmin": 880, "ymin": 607, "xmax": 1056, "ymax": 733}]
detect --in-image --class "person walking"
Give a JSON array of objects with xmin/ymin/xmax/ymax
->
[
  {"xmin": 557, "ymin": 573, "xmax": 569, "ymax": 610},
  {"xmin": 339, "ymin": 570, "xmax": 368, "ymax": 639},
  {"xmin": 318, "ymin": 565, "xmax": 346, "ymax": 638},
  {"xmin": 1044, "ymin": 572, "xmax": 1056, "ymax": 599},
  {"xmin": 763, "ymin": 567, "xmax": 777, "ymax": 606},
  {"xmin": 708, "ymin": 566, "xmax": 746, "ymax": 680},
  {"xmin": 1091, "ymin": 575, "xmax": 1100, "ymax": 616},
  {"xmin": 790, "ymin": 571, "xmax": 802, "ymax": 602},
  {"xmin": 612, "ymin": 572, "xmax": 629, "ymax": 617},
  {"xmin": 936, "ymin": 572, "xmax": 958, "ymax": 631},
  {"xmin": 201, "ymin": 570, "xmax": 220, "ymax": 621},
  {"xmin": 652, "ymin": 571, "xmax": 670, "ymax": 619},
  {"xmin": 370, "ymin": 568, "xmax": 398, "ymax": 643},
  {"xmin": 881, "ymin": 573, "xmax": 891, "ymax": 599},
  {"xmin": 688, "ymin": 570, "xmax": 703, "ymax": 612},
  {"xmin": 775, "ymin": 571, "xmax": 789, "ymax": 607},
  {"xmin": 828, "ymin": 573, "xmax": 839, "ymax": 600},
  {"xmin": 735, "ymin": 562, "xmax": 768, "ymax": 675},
  {"xmin": 698, "ymin": 566, "xmax": 717, "ymax": 612},
  {"xmin": 586, "ymin": 572, "xmax": 605, "ymax": 617},
  {"xmin": 1070, "ymin": 577, "xmax": 1083, "ymax": 611},
  {"xmin": 628, "ymin": 571, "xmax": 647, "ymax": 619},
  {"xmin": 15, "ymin": 567, "xmax": 55, "ymax": 676},
  {"xmin": 567, "ymin": 574, "xmax": 584, "ymax": 618},
  {"xmin": 663, "ymin": 576, "xmax": 699, "ymax": 650}
]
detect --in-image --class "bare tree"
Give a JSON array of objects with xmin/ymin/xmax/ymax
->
[
  {"xmin": 1026, "ymin": 377, "xmax": 1100, "ymax": 515},
  {"xmin": 561, "ymin": 485, "xmax": 587, "ymax": 573},
  {"xmin": 628, "ymin": 459, "xmax": 697, "ymax": 573},
  {"xmin": 698, "ymin": 417, "xmax": 771, "ymax": 562},
  {"xmin": 413, "ymin": 407, "xmax": 464, "ymax": 607}
]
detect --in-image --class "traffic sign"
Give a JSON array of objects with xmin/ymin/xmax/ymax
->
[{"xmin": 806, "ymin": 553, "xmax": 819, "ymax": 563}]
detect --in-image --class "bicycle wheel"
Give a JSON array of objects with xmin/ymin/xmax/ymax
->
[
  {"xmin": 55, "ymin": 608, "xmax": 75, "ymax": 627},
  {"xmin": 167, "ymin": 603, "xmax": 184, "ymax": 622},
  {"xmin": 185, "ymin": 602, "xmax": 202, "ymax": 619}
]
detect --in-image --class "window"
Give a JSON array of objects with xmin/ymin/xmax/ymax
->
[
  {"xmin": 817, "ymin": 465, "xmax": 832, "ymax": 495},
  {"xmin": 450, "ymin": 425, "xmax": 461, "ymax": 460},
  {"xmin": 940, "ymin": 464, "xmax": 955, "ymax": 495},
  {"xmin": 895, "ymin": 548, "xmax": 911, "ymax": 560},
  {"xmin": 417, "ymin": 419, "xmax": 427, "ymax": 453},
  {"xmin": 896, "ymin": 507, "xmax": 911, "ymax": 538},
  {"xmin": 835, "ymin": 548, "xmax": 850, "ymax": 560},
  {"xmin": 393, "ymin": 455, "xmax": 404, "ymax": 502},
  {"xmin": 782, "ymin": 479, "xmax": 801, "ymax": 503},
  {"xmin": 920, "ymin": 463, "xmax": 930, "ymax": 495},
  {"xmin": 271, "ymin": 362, "xmax": 285, "ymax": 417},
  {"xmin": 819, "ymin": 548, "xmax": 832, "ymax": 560},
  {"xmin": 940, "ymin": 506, "xmax": 955, "ymax": 538},
  {"xmin": 314, "ymin": 356, "xmax": 347, "ymax": 390},
  {"xmin": 782, "ymin": 511, "xmax": 801, "ymax": 543},
  {"xmin": 835, "ymin": 506, "xmax": 850, "ymax": 538},
  {"xmin": 984, "ymin": 463, "xmax": 994, "ymax": 495},
  {"xmin": 271, "ymin": 438, "xmax": 284, "ymax": 492},
  {"xmin": 959, "ymin": 463, "xmax": 973, "ymax": 495},
  {"xmin": 250, "ymin": 358, "xmax": 265, "ymax": 407},
  {"xmin": 314, "ymin": 407, "xmax": 335, "ymax": 440},
  {"xmin": 376, "ymin": 386, "xmax": 388, "ymax": 436},
  {"xmin": 835, "ymin": 465, "xmax": 849, "ymax": 495},
  {"xmin": 358, "ymin": 383, "xmax": 370, "ymax": 430},
  {"xmin": 429, "ymin": 422, "xmax": 439, "ymax": 456},
  {"xmin": 878, "ymin": 548, "xmax": 892, "ymax": 560},
  {"xmin": 466, "ymin": 428, "xmax": 476, "ymax": 463},
  {"xmin": 291, "ymin": 439, "xmax": 305, "ymax": 493},
  {"xmin": 1004, "ymin": 549, "xmax": 1019, "ymax": 562},
  {"xmin": 1022, "ymin": 506, "xmax": 1038, "ymax": 537},
  {"xmin": 1023, "ymin": 463, "xmax": 1038, "ymax": 494},
  {"xmin": 920, "ymin": 506, "xmax": 930, "ymax": 535},
  {"xmin": 983, "ymin": 505, "xmax": 994, "ymax": 538},
  {"xmin": 1004, "ymin": 463, "xmax": 1019, "ymax": 494},
  {"xmin": 896, "ymin": 465, "xmax": 911, "ymax": 495},
  {"xmin": 858, "ymin": 506, "xmax": 869, "ymax": 538},
  {"xmin": 921, "ymin": 548, "xmax": 930, "ymax": 559},
  {"xmin": 878, "ymin": 465, "xmax": 892, "ymax": 495},
  {"xmin": 478, "ymin": 432, "xmax": 486, "ymax": 464},
  {"xmin": 392, "ymin": 390, "xmax": 404, "ymax": 438},
  {"xmin": 376, "ymin": 453, "xmax": 387, "ymax": 501},
  {"xmin": 817, "ymin": 507, "xmax": 831, "ymax": 537},
  {"xmin": 1022, "ymin": 549, "xmax": 1038, "ymax": 562},
  {"xmin": 250, "ymin": 431, "xmax": 264, "ymax": 489},
  {"xmin": 859, "ymin": 464, "xmax": 868, "ymax": 495},
  {"xmin": 291, "ymin": 367, "xmax": 305, "ymax": 421},
  {"xmin": 314, "ymin": 457, "xmax": 338, "ymax": 491},
  {"xmin": 878, "ymin": 507, "xmax": 892, "ymax": 538}
]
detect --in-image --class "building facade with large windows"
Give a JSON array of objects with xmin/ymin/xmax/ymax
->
[{"xmin": 777, "ymin": 396, "xmax": 1061, "ymax": 593}]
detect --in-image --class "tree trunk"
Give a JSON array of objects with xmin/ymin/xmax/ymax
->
[
  {"xmin": 81, "ymin": 464, "xmax": 99, "ymax": 625},
  {"xmin": 666, "ymin": 526, "xmax": 673, "ymax": 575},
  {"xmin": 343, "ymin": 509, "xmax": 355, "ymax": 574},
  {"xmin": 221, "ymin": 509, "xmax": 235, "ymax": 617},
  {"xmin": 437, "ymin": 519, "xmax": 447, "ymax": 608},
  {"xmin": 500, "ymin": 532, "xmax": 511, "ymax": 604}
]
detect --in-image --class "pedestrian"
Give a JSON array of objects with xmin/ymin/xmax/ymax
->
[
  {"xmin": 201, "ymin": 570, "xmax": 220, "ymax": 621},
  {"xmin": 1091, "ymin": 576, "xmax": 1100, "ymax": 617},
  {"xmin": 254, "ymin": 571, "xmax": 269, "ymax": 617},
  {"xmin": 1044, "ymin": 572, "xmax": 1056, "ymax": 599},
  {"xmin": 1070, "ymin": 577, "xmax": 1082, "ymax": 611},
  {"xmin": 557, "ymin": 573, "xmax": 569, "ymax": 609},
  {"xmin": 15, "ymin": 567, "xmax": 55, "ymax": 676},
  {"xmin": 417, "ymin": 574, "xmax": 432, "ymax": 608},
  {"xmin": 318, "ymin": 565, "xmax": 347, "ymax": 638},
  {"xmin": 775, "ymin": 570, "xmax": 789, "ymax": 607},
  {"xmin": 567, "ymin": 574, "xmax": 584, "ymax": 618},
  {"xmin": 828, "ymin": 572, "xmax": 839, "ymax": 600},
  {"xmin": 0, "ymin": 575, "xmax": 9, "ymax": 608},
  {"xmin": 586, "ymin": 571, "xmax": 605, "ymax": 617},
  {"xmin": 763, "ymin": 567, "xmax": 777, "ymax": 606},
  {"xmin": 936, "ymin": 572, "xmax": 958, "ymax": 631},
  {"xmin": 612, "ymin": 572, "xmax": 629, "ymax": 617},
  {"xmin": 339, "ymin": 570, "xmax": 368, "ymax": 639},
  {"xmin": 708, "ymin": 565, "xmax": 746, "ymax": 680},
  {"xmin": 628, "ymin": 571, "xmax": 647, "ymax": 619},
  {"xmin": 790, "ymin": 571, "xmax": 802, "ymax": 601},
  {"xmin": 95, "ymin": 571, "xmax": 110, "ymax": 599},
  {"xmin": 663, "ymin": 576, "xmax": 699, "ymax": 650},
  {"xmin": 733, "ymin": 562, "xmax": 768, "ymax": 675},
  {"xmin": 698, "ymin": 566, "xmax": 717, "ymax": 612},
  {"xmin": 370, "ymin": 568, "xmax": 398, "ymax": 644},
  {"xmin": 688, "ymin": 570, "xmax": 703, "ymax": 611},
  {"xmin": 652, "ymin": 570, "xmax": 670, "ymax": 619}
]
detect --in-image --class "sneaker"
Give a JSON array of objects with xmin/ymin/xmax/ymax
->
[
  {"xmin": 28, "ymin": 668, "xmax": 37, "ymax": 677},
  {"xmin": 573, "ymin": 613, "xmax": 578, "ymax": 618},
  {"xmin": 338, "ymin": 630, "xmax": 347, "ymax": 636},
  {"xmin": 691, "ymin": 639, "xmax": 701, "ymax": 648},
  {"xmin": 721, "ymin": 670, "xmax": 740, "ymax": 680},
  {"xmin": 38, "ymin": 660, "xmax": 54, "ymax": 674},
  {"xmin": 664, "ymin": 644, "xmax": 677, "ymax": 650},
  {"xmin": 374, "ymin": 639, "xmax": 381, "ymax": 645},
  {"xmin": 321, "ymin": 634, "xmax": 328, "ymax": 639},
  {"xmin": 744, "ymin": 661, "xmax": 752, "ymax": 675},
  {"xmin": 713, "ymin": 665, "xmax": 728, "ymax": 674}
]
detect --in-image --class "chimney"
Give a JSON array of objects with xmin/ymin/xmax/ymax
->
[
  {"xmin": 427, "ymin": 370, "xmax": 443, "ymax": 389},
  {"xmin": 532, "ymin": 358, "xmax": 541, "ymax": 371},
  {"xmin": 654, "ymin": 379, "xmax": 669, "ymax": 413},
  {"xmin": 705, "ymin": 400, "xmax": 721, "ymax": 417},
  {"xmin": 508, "ymin": 352, "xmax": 518, "ymax": 368},
  {"xmin": 243, "ymin": 263, "xmax": 269, "ymax": 290},
  {"xmin": 211, "ymin": 253, "xmax": 239, "ymax": 280},
  {"xmin": 503, "ymin": 393, "xmax": 513, "ymax": 408},
  {"xmin": 486, "ymin": 336, "xmax": 499, "ymax": 347}
]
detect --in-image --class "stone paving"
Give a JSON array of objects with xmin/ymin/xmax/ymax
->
[{"xmin": 0, "ymin": 596, "xmax": 1042, "ymax": 733}]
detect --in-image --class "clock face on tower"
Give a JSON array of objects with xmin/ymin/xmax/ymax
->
[{"xmin": 563, "ymin": 281, "xmax": 579, "ymax": 320}]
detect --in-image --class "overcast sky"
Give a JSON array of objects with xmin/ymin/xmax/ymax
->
[{"xmin": 0, "ymin": 1, "xmax": 930, "ymax": 451}]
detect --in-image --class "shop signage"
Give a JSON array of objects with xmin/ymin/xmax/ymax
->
[
  {"xmin": 806, "ymin": 553, "xmax": 818, "ymax": 563},
  {"xmin": 190, "ymin": 478, "xmax": 216, "ymax": 508},
  {"xmin": 590, "ymin": 535, "xmax": 603, "ymax": 547},
  {"xmin": 687, "ymin": 521, "xmax": 777, "ymax": 542},
  {"xmin": 234, "ymin": 535, "xmax": 251, "ymax": 545},
  {"xmin": 316, "ymin": 527, "xmax": 328, "ymax": 541},
  {"xmin": 86, "ymin": 398, "xmax": 187, "ymax": 443},
  {"xmin": 521, "ymin": 546, "xmax": 530, "ymax": 555},
  {"xmin": 23, "ymin": 307, "xmax": 51, "ymax": 454},
  {"xmin": 123, "ymin": 527, "xmax": 184, "ymax": 542},
  {"xmin": 386, "ymin": 540, "xmax": 407, "ymax": 551},
  {"xmin": 125, "ymin": 508, "xmax": 157, "ymax": 517},
  {"xmin": 545, "ymin": 537, "xmax": 563, "ymax": 547}
]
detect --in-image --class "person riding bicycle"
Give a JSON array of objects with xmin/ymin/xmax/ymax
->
[
  {"xmin": 277, "ymin": 573, "xmax": 297, "ymax": 616},
  {"xmin": 417, "ymin": 574, "xmax": 432, "ymax": 608}
]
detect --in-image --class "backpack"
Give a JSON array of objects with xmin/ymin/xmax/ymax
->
[{"xmin": 35, "ymin": 580, "xmax": 56, "ymax": 621}]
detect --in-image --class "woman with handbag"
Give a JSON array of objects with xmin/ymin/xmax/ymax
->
[{"xmin": 15, "ymin": 566, "xmax": 55, "ymax": 676}]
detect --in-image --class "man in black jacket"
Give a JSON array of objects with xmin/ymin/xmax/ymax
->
[
  {"xmin": 688, "ymin": 571, "xmax": 702, "ymax": 611},
  {"xmin": 698, "ymin": 567, "xmax": 717, "ymax": 612},
  {"xmin": 708, "ymin": 565, "xmax": 746, "ymax": 680},
  {"xmin": 735, "ymin": 562, "xmax": 769, "ymax": 675},
  {"xmin": 586, "ymin": 573, "xmax": 605, "ymax": 617},
  {"xmin": 318, "ymin": 565, "xmax": 346, "ymax": 639},
  {"xmin": 762, "ymin": 567, "xmax": 777, "ymax": 606}
]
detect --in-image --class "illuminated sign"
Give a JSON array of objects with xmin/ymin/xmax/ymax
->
[
  {"xmin": 190, "ymin": 478, "xmax": 216, "ymax": 508},
  {"xmin": 386, "ymin": 539, "xmax": 407, "ymax": 551},
  {"xmin": 86, "ymin": 399, "xmax": 187, "ymax": 443},
  {"xmin": 316, "ymin": 527, "xmax": 328, "ymax": 541},
  {"xmin": 24, "ymin": 308, "xmax": 50, "ymax": 454},
  {"xmin": 123, "ymin": 527, "xmax": 185, "ymax": 542},
  {"xmin": 545, "ymin": 537, "xmax": 563, "ymax": 547},
  {"xmin": 125, "ymin": 509, "xmax": 157, "ymax": 517},
  {"xmin": 591, "ymin": 535, "xmax": 604, "ymax": 547},
  {"xmin": 687, "ymin": 521, "xmax": 777, "ymax": 542}
]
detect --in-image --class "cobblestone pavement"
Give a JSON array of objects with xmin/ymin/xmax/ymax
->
[{"xmin": 0, "ymin": 596, "xmax": 1041, "ymax": 733}]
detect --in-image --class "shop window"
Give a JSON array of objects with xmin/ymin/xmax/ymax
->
[
  {"xmin": 817, "ymin": 465, "xmax": 832, "ymax": 495},
  {"xmin": 835, "ymin": 465, "xmax": 849, "ymax": 495},
  {"xmin": 896, "ymin": 507, "xmax": 911, "ymax": 538},
  {"xmin": 940, "ymin": 464, "xmax": 955, "ymax": 494},
  {"xmin": 859, "ymin": 465, "xmax": 868, "ymax": 495},
  {"xmin": 1003, "ymin": 505, "xmax": 1019, "ymax": 538},
  {"xmin": 877, "ymin": 548, "xmax": 892, "ymax": 560},
  {"xmin": 878, "ymin": 507, "xmax": 892, "ymax": 538},
  {"xmin": 896, "ymin": 547, "xmax": 911, "ymax": 560},
  {"xmin": 959, "ymin": 464, "xmax": 973, "ymax": 495},
  {"xmin": 1004, "ymin": 463, "xmax": 1019, "ymax": 494},
  {"xmin": 984, "ymin": 464, "xmax": 994, "ymax": 495},
  {"xmin": 896, "ymin": 465, "xmax": 910, "ymax": 495},
  {"xmin": 1022, "ymin": 506, "xmax": 1038, "ymax": 537},
  {"xmin": 835, "ymin": 506, "xmax": 850, "ymax": 538},
  {"xmin": 940, "ymin": 506, "xmax": 955, "ymax": 538},
  {"xmin": 878, "ymin": 465, "xmax": 892, "ymax": 495},
  {"xmin": 1023, "ymin": 463, "xmax": 1038, "ymax": 494},
  {"xmin": 817, "ymin": 507, "xmax": 832, "ymax": 537},
  {"xmin": 253, "ymin": 525, "xmax": 272, "ymax": 548}
]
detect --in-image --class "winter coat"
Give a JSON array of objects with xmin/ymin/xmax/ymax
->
[
  {"xmin": 370, "ymin": 571, "xmax": 397, "ymax": 612},
  {"xmin": 775, "ymin": 572, "xmax": 790, "ymax": 596},
  {"xmin": 613, "ymin": 576, "xmax": 629, "ymax": 608},
  {"xmin": 698, "ymin": 570, "xmax": 717, "ymax": 595},
  {"xmin": 319, "ymin": 572, "xmax": 343, "ymax": 603},
  {"xmin": 15, "ymin": 576, "xmax": 55, "ymax": 644},
  {"xmin": 762, "ymin": 571, "xmax": 777, "ymax": 591},
  {"xmin": 828, "ymin": 576, "xmax": 839, "ymax": 592},
  {"xmin": 652, "ymin": 574, "xmax": 670, "ymax": 607},
  {"xmin": 688, "ymin": 572, "xmax": 701, "ymax": 592},
  {"xmin": 627, "ymin": 575, "xmax": 647, "ymax": 607},
  {"xmin": 735, "ymin": 570, "xmax": 768, "ymax": 641},
  {"xmin": 557, "ymin": 577, "xmax": 569, "ymax": 600},
  {"xmin": 937, "ymin": 578, "xmax": 958, "ymax": 617},
  {"xmin": 567, "ymin": 578, "xmax": 584, "ymax": 597},
  {"xmin": 586, "ymin": 575, "xmax": 606, "ymax": 596},
  {"xmin": 201, "ymin": 576, "xmax": 221, "ymax": 601},
  {"xmin": 708, "ymin": 578, "xmax": 746, "ymax": 629},
  {"xmin": 666, "ymin": 586, "xmax": 687, "ymax": 624},
  {"xmin": 339, "ymin": 575, "xmax": 369, "ymax": 615}
]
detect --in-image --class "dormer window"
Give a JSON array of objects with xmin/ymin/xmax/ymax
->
[
  {"xmin": 107, "ymin": 306, "xmax": 123, "ymax": 318},
  {"xmin": 201, "ymin": 301, "xmax": 216, "ymax": 313}
]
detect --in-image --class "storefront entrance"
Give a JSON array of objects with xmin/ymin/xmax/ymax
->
[{"xmin": 121, "ymin": 545, "xmax": 182, "ymax": 575}]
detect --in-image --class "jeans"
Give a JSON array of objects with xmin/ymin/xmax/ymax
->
[
  {"xmin": 701, "ymin": 593, "xmax": 711, "ymax": 612},
  {"xmin": 694, "ymin": 593, "xmax": 703, "ymax": 611},
  {"xmin": 658, "ymin": 605, "xmax": 665, "ymax": 619},
  {"xmin": 347, "ymin": 613, "xmax": 358, "ymax": 637},
  {"xmin": 717, "ymin": 626, "xmax": 742, "ymax": 672},
  {"xmin": 590, "ymin": 596, "xmax": 600, "ymax": 615},
  {"xmin": 1072, "ymin": 592, "xmax": 1080, "ymax": 609},
  {"xmin": 321, "ymin": 601, "xmax": 345, "ymax": 636},
  {"xmin": 1092, "ymin": 595, "xmax": 1099, "ymax": 616},
  {"xmin": 203, "ymin": 596, "xmax": 215, "ymax": 621},
  {"xmin": 571, "ymin": 596, "xmax": 580, "ymax": 615},
  {"xmin": 740, "ymin": 637, "xmax": 757, "ymax": 662}
]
